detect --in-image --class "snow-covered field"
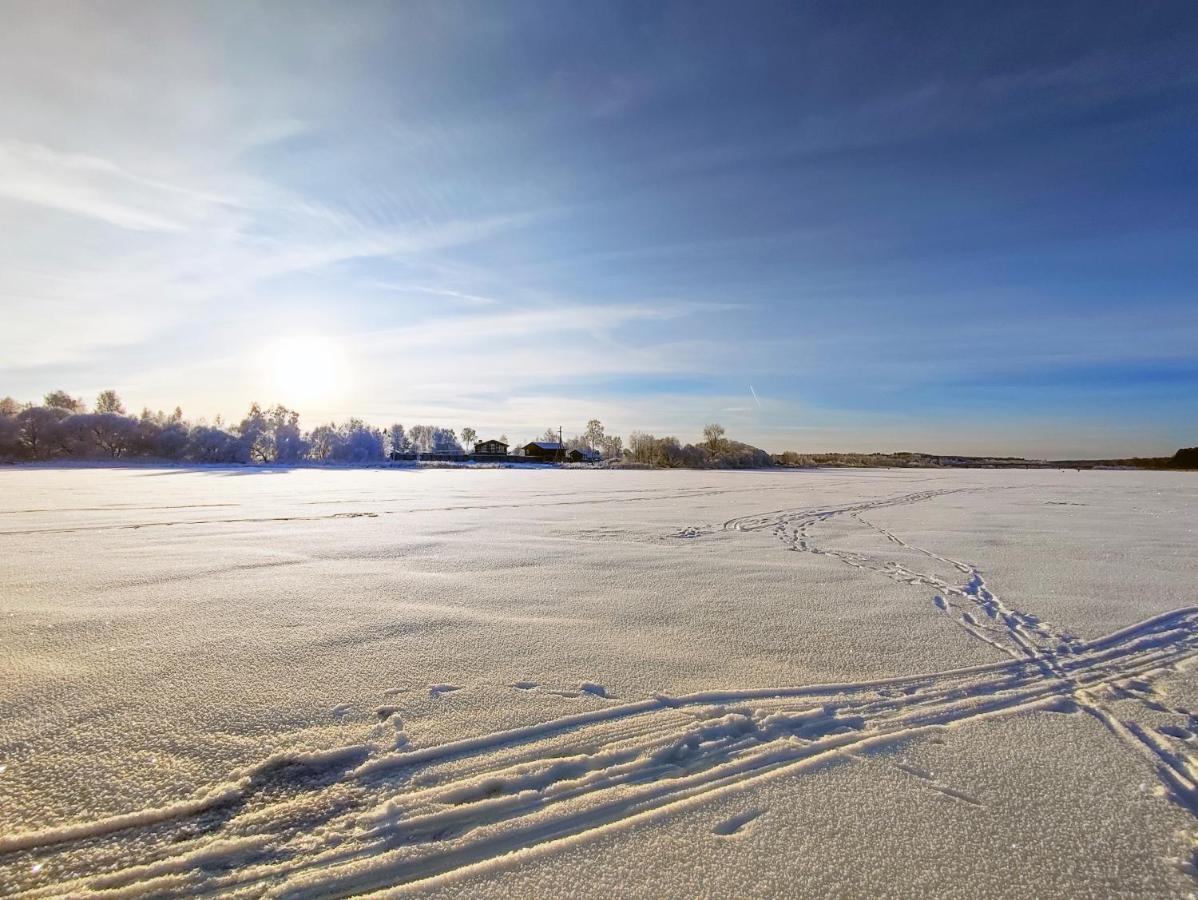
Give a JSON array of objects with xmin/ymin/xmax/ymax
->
[{"xmin": 1, "ymin": 466, "xmax": 1196, "ymax": 897}]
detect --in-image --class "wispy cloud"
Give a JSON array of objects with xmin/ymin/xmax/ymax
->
[
  {"xmin": 0, "ymin": 140, "xmax": 222, "ymax": 232},
  {"xmin": 0, "ymin": 3, "xmax": 1194, "ymax": 457}
]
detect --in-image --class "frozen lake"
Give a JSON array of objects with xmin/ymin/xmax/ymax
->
[{"xmin": 1, "ymin": 466, "xmax": 1196, "ymax": 896}]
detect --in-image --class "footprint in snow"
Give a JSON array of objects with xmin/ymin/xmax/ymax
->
[
  {"xmin": 544, "ymin": 683, "xmax": 615, "ymax": 699},
  {"xmin": 429, "ymin": 684, "xmax": 461, "ymax": 699},
  {"xmin": 330, "ymin": 703, "xmax": 353, "ymax": 719},
  {"xmin": 512, "ymin": 682, "xmax": 540, "ymax": 691},
  {"xmin": 713, "ymin": 808, "xmax": 765, "ymax": 837}
]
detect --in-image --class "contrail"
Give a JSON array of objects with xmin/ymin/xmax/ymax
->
[{"xmin": 749, "ymin": 384, "xmax": 761, "ymax": 408}]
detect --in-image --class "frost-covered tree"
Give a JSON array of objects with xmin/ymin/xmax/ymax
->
[
  {"xmin": 0, "ymin": 414, "xmax": 20, "ymax": 458},
  {"xmin": 387, "ymin": 423, "xmax": 408, "ymax": 455},
  {"xmin": 16, "ymin": 405, "xmax": 68, "ymax": 459},
  {"xmin": 186, "ymin": 425, "xmax": 241, "ymax": 463},
  {"xmin": 78, "ymin": 413, "xmax": 138, "ymax": 457},
  {"xmin": 599, "ymin": 434, "xmax": 623, "ymax": 459},
  {"xmin": 149, "ymin": 419, "xmax": 189, "ymax": 459},
  {"xmin": 334, "ymin": 419, "xmax": 384, "ymax": 462},
  {"xmin": 461, "ymin": 427, "xmax": 477, "ymax": 452},
  {"xmin": 406, "ymin": 424, "xmax": 433, "ymax": 453},
  {"xmin": 269, "ymin": 406, "xmax": 307, "ymax": 463},
  {"xmin": 629, "ymin": 431, "xmax": 685, "ymax": 466},
  {"xmin": 235, "ymin": 403, "xmax": 305, "ymax": 463},
  {"xmin": 584, "ymin": 419, "xmax": 605, "ymax": 450},
  {"xmin": 95, "ymin": 390, "xmax": 126, "ymax": 414},
  {"xmin": 237, "ymin": 403, "xmax": 270, "ymax": 461},
  {"xmin": 306, "ymin": 424, "xmax": 339, "ymax": 461},
  {"xmin": 406, "ymin": 425, "xmax": 462, "ymax": 454},
  {"xmin": 53, "ymin": 413, "xmax": 93, "ymax": 456},
  {"xmin": 703, "ymin": 423, "xmax": 726, "ymax": 454}
]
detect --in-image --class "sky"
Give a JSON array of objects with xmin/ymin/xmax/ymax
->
[{"xmin": 1, "ymin": 0, "xmax": 1196, "ymax": 457}]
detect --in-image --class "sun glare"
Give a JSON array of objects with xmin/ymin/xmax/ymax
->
[{"xmin": 265, "ymin": 336, "xmax": 345, "ymax": 406}]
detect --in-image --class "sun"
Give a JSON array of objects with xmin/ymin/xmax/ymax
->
[{"xmin": 265, "ymin": 336, "xmax": 346, "ymax": 406}]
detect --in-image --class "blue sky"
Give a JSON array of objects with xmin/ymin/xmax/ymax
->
[{"xmin": 1, "ymin": 1, "xmax": 1196, "ymax": 456}]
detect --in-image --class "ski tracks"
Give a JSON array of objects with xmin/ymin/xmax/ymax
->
[
  {"xmin": 4, "ymin": 487, "xmax": 1198, "ymax": 895},
  {"xmin": 727, "ymin": 487, "xmax": 1198, "ymax": 841}
]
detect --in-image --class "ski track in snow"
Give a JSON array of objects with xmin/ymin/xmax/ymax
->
[{"xmin": 4, "ymin": 487, "xmax": 1198, "ymax": 895}]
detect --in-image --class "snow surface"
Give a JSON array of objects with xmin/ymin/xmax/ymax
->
[{"xmin": 0, "ymin": 466, "xmax": 1196, "ymax": 896}]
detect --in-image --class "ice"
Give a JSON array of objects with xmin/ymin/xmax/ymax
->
[{"xmin": 1, "ymin": 466, "xmax": 1196, "ymax": 895}]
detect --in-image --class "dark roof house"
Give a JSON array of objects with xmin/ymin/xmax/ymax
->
[
  {"xmin": 567, "ymin": 448, "xmax": 602, "ymax": 463},
  {"xmin": 473, "ymin": 439, "xmax": 509, "ymax": 456},
  {"xmin": 521, "ymin": 441, "xmax": 565, "ymax": 461}
]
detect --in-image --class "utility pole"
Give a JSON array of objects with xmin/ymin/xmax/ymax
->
[{"xmin": 559, "ymin": 425, "xmax": 564, "ymax": 463}]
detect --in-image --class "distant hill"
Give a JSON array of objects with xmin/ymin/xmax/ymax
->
[{"xmin": 771, "ymin": 450, "xmax": 1190, "ymax": 471}]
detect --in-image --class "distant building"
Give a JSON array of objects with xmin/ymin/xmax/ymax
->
[
  {"xmin": 521, "ymin": 441, "xmax": 565, "ymax": 461},
  {"xmin": 474, "ymin": 439, "xmax": 509, "ymax": 456},
  {"xmin": 568, "ymin": 448, "xmax": 602, "ymax": 463}
]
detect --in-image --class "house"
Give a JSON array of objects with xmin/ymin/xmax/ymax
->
[
  {"xmin": 473, "ymin": 439, "xmax": 509, "ymax": 456},
  {"xmin": 567, "ymin": 448, "xmax": 602, "ymax": 463},
  {"xmin": 521, "ymin": 441, "xmax": 565, "ymax": 461}
]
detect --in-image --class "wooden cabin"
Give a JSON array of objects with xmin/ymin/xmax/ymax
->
[
  {"xmin": 473, "ymin": 439, "xmax": 509, "ymax": 456},
  {"xmin": 521, "ymin": 441, "xmax": 565, "ymax": 461}
]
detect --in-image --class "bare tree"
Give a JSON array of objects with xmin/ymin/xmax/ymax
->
[
  {"xmin": 461, "ymin": 427, "xmax": 477, "ymax": 452},
  {"xmin": 703, "ymin": 423, "xmax": 726, "ymax": 454},
  {"xmin": 0, "ymin": 396, "xmax": 20, "ymax": 417}
]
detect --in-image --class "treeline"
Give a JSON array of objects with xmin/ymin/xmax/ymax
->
[
  {"xmin": 772, "ymin": 450, "xmax": 922, "ymax": 468},
  {"xmin": 0, "ymin": 391, "xmax": 773, "ymax": 469},
  {"xmin": 0, "ymin": 391, "xmax": 442, "ymax": 464},
  {"xmin": 9, "ymin": 388, "xmax": 1180, "ymax": 470},
  {"xmin": 625, "ymin": 424, "xmax": 771, "ymax": 468}
]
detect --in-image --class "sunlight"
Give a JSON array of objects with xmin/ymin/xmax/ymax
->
[{"xmin": 264, "ymin": 335, "xmax": 346, "ymax": 406}]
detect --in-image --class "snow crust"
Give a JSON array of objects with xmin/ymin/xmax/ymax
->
[{"xmin": 1, "ymin": 466, "xmax": 1196, "ymax": 895}]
